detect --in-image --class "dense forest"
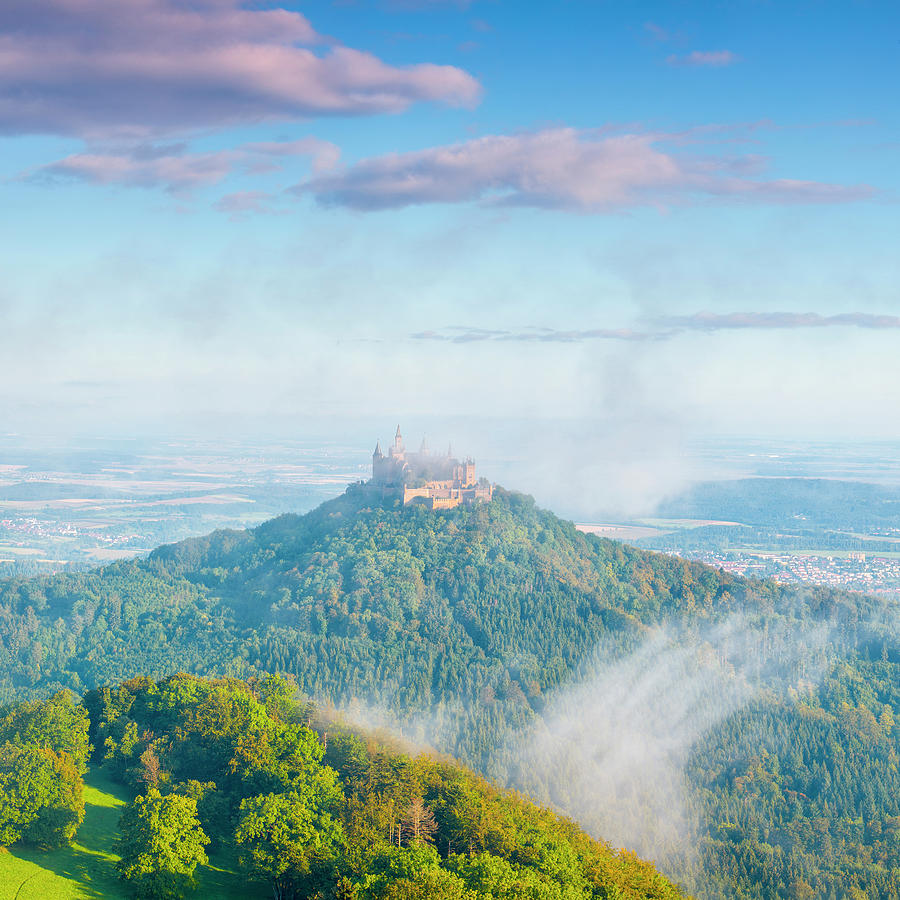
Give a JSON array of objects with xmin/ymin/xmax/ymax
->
[
  {"xmin": 0, "ymin": 673, "xmax": 684, "ymax": 899},
  {"xmin": 1, "ymin": 485, "xmax": 900, "ymax": 896}
]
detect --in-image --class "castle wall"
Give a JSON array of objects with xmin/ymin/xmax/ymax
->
[{"xmin": 430, "ymin": 496, "xmax": 461, "ymax": 510}]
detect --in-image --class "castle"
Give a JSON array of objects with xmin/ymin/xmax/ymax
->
[{"xmin": 371, "ymin": 426, "xmax": 493, "ymax": 509}]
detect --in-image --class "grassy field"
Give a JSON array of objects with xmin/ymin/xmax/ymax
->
[
  {"xmin": 0, "ymin": 769, "xmax": 265, "ymax": 899},
  {"xmin": 575, "ymin": 523, "xmax": 670, "ymax": 541},
  {"xmin": 638, "ymin": 517, "xmax": 744, "ymax": 529}
]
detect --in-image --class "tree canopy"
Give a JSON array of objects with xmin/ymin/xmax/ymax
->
[{"xmin": 116, "ymin": 787, "xmax": 209, "ymax": 899}]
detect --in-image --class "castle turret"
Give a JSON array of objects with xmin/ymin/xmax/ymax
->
[{"xmin": 372, "ymin": 441, "xmax": 386, "ymax": 482}]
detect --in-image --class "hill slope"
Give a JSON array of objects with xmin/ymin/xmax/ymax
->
[
  {"xmin": 0, "ymin": 486, "xmax": 898, "ymax": 897},
  {"xmin": 0, "ymin": 673, "xmax": 687, "ymax": 900}
]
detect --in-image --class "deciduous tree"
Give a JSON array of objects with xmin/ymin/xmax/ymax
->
[
  {"xmin": 235, "ymin": 790, "xmax": 345, "ymax": 900},
  {"xmin": 0, "ymin": 742, "xmax": 84, "ymax": 847},
  {"xmin": 116, "ymin": 788, "xmax": 209, "ymax": 899}
]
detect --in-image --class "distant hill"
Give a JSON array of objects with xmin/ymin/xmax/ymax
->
[
  {"xmin": 0, "ymin": 481, "xmax": 130, "ymax": 501},
  {"xmin": 655, "ymin": 477, "xmax": 900, "ymax": 532},
  {"xmin": 1, "ymin": 485, "xmax": 899, "ymax": 897}
]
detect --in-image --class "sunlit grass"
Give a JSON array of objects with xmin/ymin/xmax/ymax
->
[
  {"xmin": 0, "ymin": 768, "xmax": 265, "ymax": 899},
  {"xmin": 0, "ymin": 768, "xmax": 125, "ymax": 899}
]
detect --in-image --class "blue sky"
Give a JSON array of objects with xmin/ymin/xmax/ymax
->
[{"xmin": 1, "ymin": 0, "xmax": 898, "ymax": 462}]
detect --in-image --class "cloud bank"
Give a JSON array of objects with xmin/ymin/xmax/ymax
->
[
  {"xmin": 660, "ymin": 311, "xmax": 900, "ymax": 332},
  {"xmin": 30, "ymin": 138, "xmax": 341, "ymax": 192},
  {"xmin": 413, "ymin": 326, "xmax": 664, "ymax": 344},
  {"xmin": 413, "ymin": 312, "xmax": 900, "ymax": 344},
  {"xmin": 296, "ymin": 127, "xmax": 873, "ymax": 212},
  {"xmin": 0, "ymin": 0, "xmax": 481, "ymax": 137}
]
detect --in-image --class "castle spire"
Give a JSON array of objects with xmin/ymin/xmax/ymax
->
[{"xmin": 373, "ymin": 441, "xmax": 383, "ymax": 458}]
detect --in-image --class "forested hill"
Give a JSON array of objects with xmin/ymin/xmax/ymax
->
[
  {"xmin": 2, "ymin": 486, "xmax": 900, "ymax": 897},
  {"xmin": 0, "ymin": 484, "xmax": 869, "ymax": 716}
]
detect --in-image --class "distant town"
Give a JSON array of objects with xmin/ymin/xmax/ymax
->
[{"xmin": 670, "ymin": 549, "xmax": 900, "ymax": 598}]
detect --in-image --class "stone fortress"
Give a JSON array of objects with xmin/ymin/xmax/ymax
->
[{"xmin": 371, "ymin": 426, "xmax": 493, "ymax": 509}]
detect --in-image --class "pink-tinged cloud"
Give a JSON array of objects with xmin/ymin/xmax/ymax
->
[
  {"xmin": 241, "ymin": 138, "xmax": 342, "ymax": 173},
  {"xmin": 666, "ymin": 50, "xmax": 740, "ymax": 67},
  {"xmin": 644, "ymin": 22, "xmax": 673, "ymax": 42},
  {"xmin": 32, "ymin": 138, "xmax": 341, "ymax": 192},
  {"xmin": 388, "ymin": 0, "xmax": 475, "ymax": 8},
  {"xmin": 294, "ymin": 127, "xmax": 874, "ymax": 212},
  {"xmin": 659, "ymin": 312, "xmax": 900, "ymax": 331},
  {"xmin": 38, "ymin": 149, "xmax": 237, "ymax": 190},
  {"xmin": 214, "ymin": 190, "xmax": 278, "ymax": 220},
  {"xmin": 0, "ymin": 0, "xmax": 481, "ymax": 137}
]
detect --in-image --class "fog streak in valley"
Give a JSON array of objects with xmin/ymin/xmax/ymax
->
[{"xmin": 498, "ymin": 618, "xmax": 830, "ymax": 869}]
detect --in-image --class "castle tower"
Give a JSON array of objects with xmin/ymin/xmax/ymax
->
[
  {"xmin": 391, "ymin": 425, "xmax": 404, "ymax": 458},
  {"xmin": 372, "ymin": 441, "xmax": 385, "ymax": 482}
]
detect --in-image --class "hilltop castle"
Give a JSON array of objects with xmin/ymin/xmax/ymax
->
[{"xmin": 371, "ymin": 426, "xmax": 493, "ymax": 509}]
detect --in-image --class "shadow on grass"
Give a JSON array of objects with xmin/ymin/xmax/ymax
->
[{"xmin": 199, "ymin": 857, "xmax": 270, "ymax": 900}]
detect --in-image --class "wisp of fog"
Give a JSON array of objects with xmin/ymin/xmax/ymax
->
[{"xmin": 496, "ymin": 616, "xmax": 831, "ymax": 869}]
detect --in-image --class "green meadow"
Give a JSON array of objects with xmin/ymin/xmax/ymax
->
[{"xmin": 0, "ymin": 769, "xmax": 262, "ymax": 900}]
